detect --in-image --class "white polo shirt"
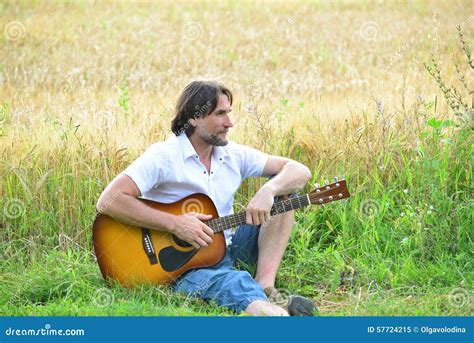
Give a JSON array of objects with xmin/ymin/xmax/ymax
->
[{"xmin": 123, "ymin": 133, "xmax": 269, "ymax": 245}]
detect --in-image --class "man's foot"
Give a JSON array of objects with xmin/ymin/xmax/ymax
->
[{"xmin": 264, "ymin": 286, "xmax": 318, "ymax": 316}]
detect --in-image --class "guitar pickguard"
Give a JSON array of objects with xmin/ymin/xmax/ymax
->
[{"xmin": 158, "ymin": 246, "xmax": 198, "ymax": 272}]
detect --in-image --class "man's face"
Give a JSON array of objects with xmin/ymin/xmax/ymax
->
[{"xmin": 193, "ymin": 93, "xmax": 233, "ymax": 146}]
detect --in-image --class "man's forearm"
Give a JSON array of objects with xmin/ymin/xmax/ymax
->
[
  {"xmin": 97, "ymin": 193, "xmax": 176, "ymax": 233},
  {"xmin": 261, "ymin": 161, "xmax": 312, "ymax": 196}
]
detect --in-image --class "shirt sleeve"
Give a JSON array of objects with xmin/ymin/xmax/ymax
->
[
  {"xmin": 238, "ymin": 144, "xmax": 270, "ymax": 179},
  {"xmin": 122, "ymin": 143, "xmax": 168, "ymax": 196}
]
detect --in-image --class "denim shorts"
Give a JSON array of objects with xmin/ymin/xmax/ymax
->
[{"xmin": 172, "ymin": 223, "xmax": 266, "ymax": 314}]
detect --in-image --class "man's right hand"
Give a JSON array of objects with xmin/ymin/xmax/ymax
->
[{"xmin": 170, "ymin": 212, "xmax": 214, "ymax": 249}]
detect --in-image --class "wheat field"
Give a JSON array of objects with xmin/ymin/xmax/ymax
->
[{"xmin": 1, "ymin": 1, "xmax": 472, "ymax": 316}]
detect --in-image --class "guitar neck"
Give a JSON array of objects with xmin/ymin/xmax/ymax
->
[{"xmin": 207, "ymin": 194, "xmax": 311, "ymax": 233}]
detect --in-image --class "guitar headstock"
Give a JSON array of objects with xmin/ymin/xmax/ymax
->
[{"xmin": 308, "ymin": 177, "xmax": 350, "ymax": 206}]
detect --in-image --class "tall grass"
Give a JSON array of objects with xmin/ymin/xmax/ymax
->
[{"xmin": 1, "ymin": 1, "xmax": 472, "ymax": 315}]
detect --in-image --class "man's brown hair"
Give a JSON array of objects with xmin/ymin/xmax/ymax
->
[{"xmin": 171, "ymin": 80, "xmax": 233, "ymax": 136}]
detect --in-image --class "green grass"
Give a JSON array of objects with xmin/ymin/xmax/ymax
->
[{"xmin": 1, "ymin": 122, "xmax": 472, "ymax": 316}]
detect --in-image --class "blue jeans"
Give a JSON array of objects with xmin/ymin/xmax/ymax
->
[{"xmin": 172, "ymin": 223, "xmax": 266, "ymax": 314}]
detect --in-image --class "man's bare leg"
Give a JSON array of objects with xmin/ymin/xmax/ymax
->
[
  {"xmin": 245, "ymin": 300, "xmax": 289, "ymax": 316},
  {"xmin": 254, "ymin": 210, "xmax": 295, "ymax": 289}
]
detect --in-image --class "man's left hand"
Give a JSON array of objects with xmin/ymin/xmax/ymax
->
[{"xmin": 245, "ymin": 187, "xmax": 274, "ymax": 225}]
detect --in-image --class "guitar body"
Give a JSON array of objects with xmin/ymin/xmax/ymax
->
[{"xmin": 92, "ymin": 193, "xmax": 226, "ymax": 287}]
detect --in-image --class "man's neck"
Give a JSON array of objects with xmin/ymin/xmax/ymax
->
[{"xmin": 188, "ymin": 133, "xmax": 213, "ymax": 162}]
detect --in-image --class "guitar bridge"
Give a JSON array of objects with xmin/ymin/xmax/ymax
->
[{"xmin": 141, "ymin": 228, "xmax": 158, "ymax": 265}]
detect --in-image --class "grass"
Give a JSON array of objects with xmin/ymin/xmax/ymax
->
[{"xmin": 0, "ymin": 1, "xmax": 473, "ymax": 316}]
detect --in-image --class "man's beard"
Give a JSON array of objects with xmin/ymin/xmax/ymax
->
[{"xmin": 199, "ymin": 131, "xmax": 228, "ymax": 146}]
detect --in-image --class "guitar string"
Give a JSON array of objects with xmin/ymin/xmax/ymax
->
[
  {"xmin": 207, "ymin": 195, "xmax": 309, "ymax": 233},
  {"xmin": 207, "ymin": 183, "xmax": 347, "ymax": 232}
]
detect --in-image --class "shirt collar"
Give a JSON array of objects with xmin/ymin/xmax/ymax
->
[
  {"xmin": 177, "ymin": 133, "xmax": 229, "ymax": 161},
  {"xmin": 177, "ymin": 133, "xmax": 197, "ymax": 160}
]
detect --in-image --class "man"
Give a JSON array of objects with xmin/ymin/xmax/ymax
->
[{"xmin": 96, "ymin": 81, "xmax": 317, "ymax": 316}]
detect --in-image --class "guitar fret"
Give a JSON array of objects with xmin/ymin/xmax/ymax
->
[
  {"xmin": 224, "ymin": 217, "xmax": 230, "ymax": 229},
  {"xmin": 211, "ymin": 192, "xmax": 320, "ymax": 233}
]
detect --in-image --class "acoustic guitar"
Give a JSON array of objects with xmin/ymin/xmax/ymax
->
[{"xmin": 92, "ymin": 178, "xmax": 350, "ymax": 287}]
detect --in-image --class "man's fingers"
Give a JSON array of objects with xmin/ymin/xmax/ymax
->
[
  {"xmin": 246, "ymin": 211, "xmax": 253, "ymax": 225},
  {"xmin": 199, "ymin": 230, "xmax": 213, "ymax": 244},
  {"xmin": 251, "ymin": 211, "xmax": 260, "ymax": 225},
  {"xmin": 192, "ymin": 242, "xmax": 200, "ymax": 249},
  {"xmin": 193, "ymin": 212, "xmax": 213, "ymax": 220},
  {"xmin": 265, "ymin": 211, "xmax": 271, "ymax": 222},
  {"xmin": 258, "ymin": 211, "xmax": 267, "ymax": 225},
  {"xmin": 195, "ymin": 237, "xmax": 208, "ymax": 248},
  {"xmin": 202, "ymin": 225, "xmax": 214, "ymax": 239}
]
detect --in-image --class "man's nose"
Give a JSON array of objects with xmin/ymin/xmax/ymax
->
[{"xmin": 224, "ymin": 114, "xmax": 233, "ymax": 128}]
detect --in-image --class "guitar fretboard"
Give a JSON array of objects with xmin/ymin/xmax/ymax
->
[{"xmin": 206, "ymin": 194, "xmax": 310, "ymax": 233}]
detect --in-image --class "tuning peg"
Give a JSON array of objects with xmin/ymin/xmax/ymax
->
[
  {"xmin": 314, "ymin": 183, "xmax": 320, "ymax": 189},
  {"xmin": 329, "ymin": 196, "xmax": 333, "ymax": 201},
  {"xmin": 324, "ymin": 180, "xmax": 329, "ymax": 185},
  {"xmin": 320, "ymin": 204, "xmax": 325, "ymax": 208},
  {"xmin": 338, "ymin": 193, "xmax": 343, "ymax": 198},
  {"xmin": 318, "ymin": 198, "xmax": 324, "ymax": 204},
  {"xmin": 334, "ymin": 176, "xmax": 339, "ymax": 182}
]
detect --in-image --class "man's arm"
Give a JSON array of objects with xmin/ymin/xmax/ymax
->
[
  {"xmin": 245, "ymin": 156, "xmax": 312, "ymax": 225},
  {"xmin": 96, "ymin": 174, "xmax": 214, "ymax": 249}
]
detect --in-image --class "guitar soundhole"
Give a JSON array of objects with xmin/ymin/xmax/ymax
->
[{"xmin": 172, "ymin": 235, "xmax": 193, "ymax": 248}]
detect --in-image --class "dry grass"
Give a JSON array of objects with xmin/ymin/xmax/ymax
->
[{"xmin": 1, "ymin": 1, "xmax": 472, "ymax": 165}]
